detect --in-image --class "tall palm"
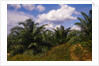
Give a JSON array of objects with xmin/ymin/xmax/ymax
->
[
  {"xmin": 10, "ymin": 19, "xmax": 38, "ymax": 46},
  {"xmin": 8, "ymin": 19, "xmax": 46, "ymax": 55},
  {"xmin": 75, "ymin": 10, "xmax": 92, "ymax": 41},
  {"xmin": 41, "ymin": 30, "xmax": 56, "ymax": 46},
  {"xmin": 53, "ymin": 25, "xmax": 70, "ymax": 45}
]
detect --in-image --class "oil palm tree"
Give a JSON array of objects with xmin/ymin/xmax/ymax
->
[
  {"xmin": 41, "ymin": 30, "xmax": 56, "ymax": 46},
  {"xmin": 75, "ymin": 10, "xmax": 92, "ymax": 41},
  {"xmin": 8, "ymin": 19, "xmax": 47, "ymax": 55},
  {"xmin": 53, "ymin": 25, "xmax": 70, "ymax": 45}
]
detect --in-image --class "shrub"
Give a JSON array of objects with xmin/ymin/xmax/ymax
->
[{"xmin": 23, "ymin": 49, "xmax": 35, "ymax": 55}]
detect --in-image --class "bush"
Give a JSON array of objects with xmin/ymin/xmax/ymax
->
[
  {"xmin": 41, "ymin": 46, "xmax": 49, "ymax": 53},
  {"xmin": 80, "ymin": 40, "xmax": 92, "ymax": 52},
  {"xmin": 23, "ymin": 49, "xmax": 35, "ymax": 55},
  {"xmin": 68, "ymin": 36, "xmax": 83, "ymax": 45}
]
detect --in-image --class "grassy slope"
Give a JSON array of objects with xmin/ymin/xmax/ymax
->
[{"xmin": 7, "ymin": 42, "xmax": 92, "ymax": 61}]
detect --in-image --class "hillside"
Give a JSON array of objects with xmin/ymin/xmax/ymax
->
[{"xmin": 7, "ymin": 42, "xmax": 92, "ymax": 61}]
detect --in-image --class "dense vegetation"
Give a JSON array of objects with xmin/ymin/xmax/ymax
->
[{"xmin": 7, "ymin": 10, "xmax": 92, "ymax": 61}]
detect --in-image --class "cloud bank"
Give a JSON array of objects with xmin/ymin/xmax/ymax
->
[{"xmin": 36, "ymin": 4, "xmax": 79, "ymax": 24}]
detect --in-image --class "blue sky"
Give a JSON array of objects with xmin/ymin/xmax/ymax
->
[{"xmin": 7, "ymin": 4, "xmax": 92, "ymax": 34}]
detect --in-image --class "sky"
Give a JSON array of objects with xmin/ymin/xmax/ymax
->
[{"xmin": 7, "ymin": 4, "xmax": 92, "ymax": 34}]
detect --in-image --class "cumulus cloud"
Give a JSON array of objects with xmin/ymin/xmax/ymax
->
[
  {"xmin": 7, "ymin": 10, "xmax": 35, "ymax": 34},
  {"xmin": 70, "ymin": 25, "xmax": 81, "ymax": 31},
  {"xmin": 36, "ymin": 5, "xmax": 45, "ymax": 12},
  {"xmin": 36, "ymin": 4, "xmax": 79, "ymax": 24},
  {"xmin": 9, "ymin": 4, "xmax": 21, "ymax": 10},
  {"xmin": 22, "ymin": 4, "xmax": 35, "ymax": 11}
]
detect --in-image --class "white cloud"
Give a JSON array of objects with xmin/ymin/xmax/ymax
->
[
  {"xmin": 36, "ymin": 5, "xmax": 45, "ymax": 12},
  {"xmin": 36, "ymin": 4, "xmax": 79, "ymax": 24},
  {"xmin": 7, "ymin": 10, "xmax": 35, "ymax": 34},
  {"xmin": 22, "ymin": 4, "xmax": 35, "ymax": 11},
  {"xmin": 10, "ymin": 4, "xmax": 21, "ymax": 10},
  {"xmin": 70, "ymin": 25, "xmax": 81, "ymax": 31},
  {"xmin": 74, "ymin": 11, "xmax": 81, "ymax": 15},
  {"xmin": 7, "ymin": 11, "xmax": 35, "ymax": 23}
]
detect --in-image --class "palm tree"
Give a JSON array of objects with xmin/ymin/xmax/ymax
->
[
  {"xmin": 75, "ymin": 10, "xmax": 92, "ymax": 41},
  {"xmin": 7, "ymin": 19, "xmax": 47, "ymax": 55},
  {"xmin": 53, "ymin": 25, "xmax": 70, "ymax": 45},
  {"xmin": 41, "ymin": 30, "xmax": 56, "ymax": 46}
]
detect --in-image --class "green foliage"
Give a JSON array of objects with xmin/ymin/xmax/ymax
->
[
  {"xmin": 28, "ymin": 43, "xmax": 38, "ymax": 49},
  {"xmin": 41, "ymin": 46, "xmax": 49, "ymax": 53},
  {"xmin": 53, "ymin": 25, "xmax": 70, "ymax": 45},
  {"xmin": 8, "ymin": 43, "xmax": 71, "ymax": 61},
  {"xmin": 75, "ymin": 10, "xmax": 92, "ymax": 41},
  {"xmin": 80, "ymin": 40, "xmax": 92, "ymax": 52},
  {"xmin": 8, "ymin": 19, "xmax": 48, "ymax": 56},
  {"xmin": 68, "ymin": 36, "xmax": 82, "ymax": 44},
  {"xmin": 23, "ymin": 50, "xmax": 35, "ymax": 55},
  {"xmin": 8, "ymin": 42, "xmax": 92, "ymax": 61}
]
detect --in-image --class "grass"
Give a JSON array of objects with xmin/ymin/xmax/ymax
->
[{"xmin": 7, "ymin": 42, "xmax": 92, "ymax": 61}]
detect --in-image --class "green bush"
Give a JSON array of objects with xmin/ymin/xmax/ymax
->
[
  {"xmin": 81, "ymin": 40, "xmax": 92, "ymax": 52},
  {"xmin": 41, "ymin": 46, "xmax": 49, "ymax": 53},
  {"xmin": 23, "ymin": 49, "xmax": 35, "ymax": 55}
]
